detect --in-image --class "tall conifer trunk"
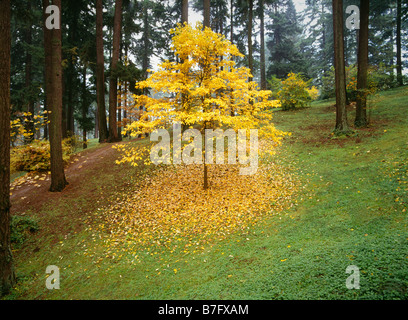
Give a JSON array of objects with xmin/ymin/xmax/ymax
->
[{"xmin": 0, "ymin": 0, "xmax": 15, "ymax": 296}]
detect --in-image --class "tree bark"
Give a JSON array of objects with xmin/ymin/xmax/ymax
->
[
  {"xmin": 182, "ymin": 0, "xmax": 189, "ymax": 24},
  {"xmin": 203, "ymin": 0, "xmax": 210, "ymax": 28},
  {"xmin": 332, "ymin": 0, "xmax": 349, "ymax": 133},
  {"xmin": 230, "ymin": 0, "xmax": 233, "ymax": 44},
  {"xmin": 82, "ymin": 67, "xmax": 88, "ymax": 149},
  {"xmin": 43, "ymin": 0, "xmax": 68, "ymax": 192},
  {"xmin": 0, "ymin": 0, "xmax": 15, "ymax": 296},
  {"xmin": 108, "ymin": 0, "xmax": 122, "ymax": 143},
  {"xmin": 24, "ymin": 10, "xmax": 35, "ymax": 144},
  {"xmin": 247, "ymin": 0, "xmax": 253, "ymax": 81},
  {"xmin": 259, "ymin": 0, "xmax": 266, "ymax": 90},
  {"xmin": 96, "ymin": 0, "xmax": 108, "ymax": 143},
  {"xmin": 355, "ymin": 0, "xmax": 369, "ymax": 128},
  {"xmin": 396, "ymin": 0, "xmax": 403, "ymax": 86}
]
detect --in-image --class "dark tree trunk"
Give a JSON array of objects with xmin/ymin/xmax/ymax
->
[
  {"xmin": 43, "ymin": 69, "xmax": 48, "ymax": 140},
  {"xmin": 96, "ymin": 0, "xmax": 108, "ymax": 143},
  {"xmin": 332, "ymin": 0, "xmax": 349, "ymax": 133},
  {"xmin": 247, "ymin": 0, "xmax": 253, "ymax": 81},
  {"xmin": 230, "ymin": 0, "xmax": 233, "ymax": 44},
  {"xmin": 82, "ymin": 67, "xmax": 88, "ymax": 149},
  {"xmin": 117, "ymin": 81, "xmax": 122, "ymax": 141},
  {"xmin": 355, "ymin": 0, "xmax": 369, "ymax": 128},
  {"xmin": 108, "ymin": 0, "xmax": 122, "ymax": 143},
  {"xmin": 396, "ymin": 0, "xmax": 403, "ymax": 86},
  {"xmin": 24, "ymin": 14, "xmax": 35, "ymax": 144},
  {"xmin": 43, "ymin": 0, "xmax": 68, "ymax": 192},
  {"xmin": 259, "ymin": 0, "xmax": 266, "ymax": 90},
  {"xmin": 0, "ymin": 0, "xmax": 15, "ymax": 296}
]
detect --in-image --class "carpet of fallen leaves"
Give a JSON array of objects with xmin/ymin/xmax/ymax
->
[{"xmin": 85, "ymin": 151, "xmax": 301, "ymax": 264}]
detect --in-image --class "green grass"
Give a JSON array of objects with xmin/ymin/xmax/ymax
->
[{"xmin": 4, "ymin": 87, "xmax": 408, "ymax": 300}]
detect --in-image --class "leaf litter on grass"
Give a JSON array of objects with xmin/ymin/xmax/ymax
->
[{"xmin": 81, "ymin": 148, "xmax": 302, "ymax": 273}]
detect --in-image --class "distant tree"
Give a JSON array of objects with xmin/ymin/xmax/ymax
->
[{"xmin": 266, "ymin": 0, "xmax": 307, "ymax": 79}]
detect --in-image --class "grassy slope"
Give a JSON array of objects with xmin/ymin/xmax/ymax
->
[{"xmin": 4, "ymin": 87, "xmax": 408, "ymax": 300}]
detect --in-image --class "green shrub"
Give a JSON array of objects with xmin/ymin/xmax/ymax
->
[{"xmin": 10, "ymin": 215, "xmax": 39, "ymax": 247}]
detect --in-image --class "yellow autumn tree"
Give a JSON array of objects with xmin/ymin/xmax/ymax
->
[{"xmin": 115, "ymin": 23, "xmax": 286, "ymax": 189}]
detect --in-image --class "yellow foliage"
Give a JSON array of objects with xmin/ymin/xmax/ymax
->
[
  {"xmin": 277, "ymin": 73, "xmax": 317, "ymax": 110},
  {"xmin": 116, "ymin": 23, "xmax": 286, "ymax": 167}
]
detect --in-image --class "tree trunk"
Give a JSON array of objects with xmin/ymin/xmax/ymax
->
[
  {"xmin": 355, "ymin": 0, "xmax": 369, "ymax": 128},
  {"xmin": 332, "ymin": 0, "xmax": 349, "ymax": 133},
  {"xmin": 108, "ymin": 0, "xmax": 122, "ymax": 143},
  {"xmin": 96, "ymin": 0, "xmax": 108, "ymax": 143},
  {"xmin": 24, "ymin": 13, "xmax": 35, "ymax": 144},
  {"xmin": 142, "ymin": 4, "xmax": 149, "ymax": 79},
  {"xmin": 396, "ymin": 0, "xmax": 403, "ymax": 86},
  {"xmin": 230, "ymin": 0, "xmax": 233, "ymax": 44},
  {"xmin": 82, "ymin": 67, "xmax": 88, "ymax": 149},
  {"xmin": 247, "ymin": 0, "xmax": 253, "ymax": 81},
  {"xmin": 259, "ymin": 0, "xmax": 266, "ymax": 90},
  {"xmin": 203, "ymin": 0, "xmax": 210, "ymax": 28},
  {"xmin": 117, "ymin": 81, "xmax": 122, "ymax": 140},
  {"xmin": 204, "ymin": 163, "xmax": 208, "ymax": 189},
  {"xmin": 182, "ymin": 0, "xmax": 188, "ymax": 24},
  {"xmin": 0, "ymin": 0, "xmax": 15, "ymax": 296},
  {"xmin": 43, "ymin": 0, "xmax": 68, "ymax": 192}
]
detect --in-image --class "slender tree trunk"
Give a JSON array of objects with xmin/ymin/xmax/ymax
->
[
  {"xmin": 259, "ymin": 0, "xmax": 266, "ymax": 90},
  {"xmin": 355, "ymin": 0, "xmax": 369, "ymax": 127},
  {"xmin": 396, "ymin": 0, "xmax": 403, "ymax": 86},
  {"xmin": 96, "ymin": 0, "xmax": 108, "ymax": 143},
  {"xmin": 43, "ymin": 68, "xmax": 48, "ymax": 140},
  {"xmin": 142, "ymin": 4, "xmax": 149, "ymax": 79},
  {"xmin": 44, "ymin": 0, "xmax": 68, "ymax": 192},
  {"xmin": 108, "ymin": 0, "xmax": 122, "ymax": 143},
  {"xmin": 0, "ymin": 0, "xmax": 15, "ymax": 296},
  {"xmin": 230, "ymin": 0, "xmax": 233, "ymax": 44},
  {"xmin": 66, "ymin": 63, "xmax": 75, "ymax": 136},
  {"xmin": 247, "ymin": 0, "xmax": 253, "ymax": 81},
  {"xmin": 182, "ymin": 0, "xmax": 188, "ymax": 24},
  {"xmin": 117, "ymin": 81, "xmax": 122, "ymax": 140},
  {"xmin": 123, "ymin": 80, "xmax": 127, "ymax": 138},
  {"xmin": 332, "ymin": 0, "xmax": 349, "ymax": 133},
  {"xmin": 82, "ymin": 67, "xmax": 88, "ymax": 149},
  {"xmin": 203, "ymin": 0, "xmax": 210, "ymax": 28},
  {"xmin": 25, "ymin": 14, "xmax": 35, "ymax": 144}
]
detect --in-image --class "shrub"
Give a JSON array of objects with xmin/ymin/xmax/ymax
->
[
  {"xmin": 322, "ymin": 64, "xmax": 397, "ymax": 101},
  {"xmin": 11, "ymin": 139, "xmax": 74, "ymax": 173},
  {"xmin": 10, "ymin": 215, "xmax": 39, "ymax": 247},
  {"xmin": 277, "ymin": 73, "xmax": 318, "ymax": 110}
]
